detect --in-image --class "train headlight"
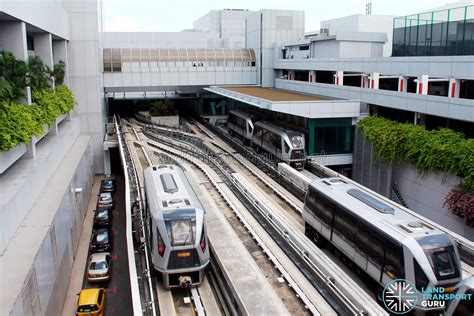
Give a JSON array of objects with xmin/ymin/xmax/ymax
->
[{"xmin": 291, "ymin": 136, "xmax": 303, "ymax": 148}]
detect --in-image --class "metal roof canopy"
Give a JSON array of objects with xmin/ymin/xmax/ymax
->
[{"xmin": 205, "ymin": 86, "xmax": 361, "ymax": 119}]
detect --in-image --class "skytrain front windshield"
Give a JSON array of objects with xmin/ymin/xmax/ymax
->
[
  {"xmin": 287, "ymin": 132, "xmax": 304, "ymax": 149},
  {"xmin": 163, "ymin": 209, "xmax": 196, "ymax": 246},
  {"xmin": 416, "ymin": 234, "xmax": 460, "ymax": 281}
]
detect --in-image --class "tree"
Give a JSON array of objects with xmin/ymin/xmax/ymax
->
[
  {"xmin": 149, "ymin": 100, "xmax": 174, "ymax": 116},
  {"xmin": 0, "ymin": 51, "xmax": 29, "ymax": 102},
  {"xmin": 52, "ymin": 60, "xmax": 66, "ymax": 85},
  {"xmin": 28, "ymin": 55, "xmax": 52, "ymax": 93}
]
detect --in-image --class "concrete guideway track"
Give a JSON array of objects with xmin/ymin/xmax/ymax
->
[{"xmin": 140, "ymin": 124, "xmax": 387, "ymax": 315}]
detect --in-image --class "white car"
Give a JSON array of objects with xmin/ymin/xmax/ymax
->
[
  {"xmin": 97, "ymin": 192, "xmax": 113, "ymax": 208},
  {"xmin": 87, "ymin": 252, "xmax": 112, "ymax": 283}
]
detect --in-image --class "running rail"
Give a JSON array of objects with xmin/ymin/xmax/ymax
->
[{"xmin": 114, "ymin": 116, "xmax": 143, "ymax": 315}]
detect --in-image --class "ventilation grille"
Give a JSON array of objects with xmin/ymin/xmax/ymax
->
[{"xmin": 347, "ymin": 188, "xmax": 394, "ymax": 214}]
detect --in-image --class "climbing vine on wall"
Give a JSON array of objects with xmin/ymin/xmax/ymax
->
[{"xmin": 357, "ymin": 116, "xmax": 474, "ymax": 226}]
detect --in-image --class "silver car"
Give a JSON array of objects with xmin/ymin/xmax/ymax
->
[
  {"xmin": 87, "ymin": 252, "xmax": 112, "ymax": 283},
  {"xmin": 97, "ymin": 192, "xmax": 113, "ymax": 208}
]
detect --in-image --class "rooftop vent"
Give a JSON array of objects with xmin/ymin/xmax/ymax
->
[
  {"xmin": 160, "ymin": 173, "xmax": 178, "ymax": 193},
  {"xmin": 347, "ymin": 188, "xmax": 394, "ymax": 214},
  {"xmin": 398, "ymin": 221, "xmax": 433, "ymax": 234},
  {"xmin": 323, "ymin": 178, "xmax": 347, "ymax": 185}
]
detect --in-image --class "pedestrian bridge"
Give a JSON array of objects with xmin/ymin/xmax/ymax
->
[{"xmin": 103, "ymin": 48, "xmax": 257, "ymax": 98}]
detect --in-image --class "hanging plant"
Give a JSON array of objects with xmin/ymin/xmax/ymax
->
[
  {"xmin": 357, "ymin": 116, "xmax": 474, "ymax": 191},
  {"xmin": 444, "ymin": 185, "xmax": 474, "ymax": 227}
]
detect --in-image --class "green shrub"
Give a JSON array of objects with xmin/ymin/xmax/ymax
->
[
  {"xmin": 0, "ymin": 85, "xmax": 76, "ymax": 151},
  {"xmin": 357, "ymin": 116, "xmax": 474, "ymax": 191}
]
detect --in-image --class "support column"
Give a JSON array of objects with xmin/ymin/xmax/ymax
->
[
  {"xmin": 398, "ymin": 75, "xmax": 408, "ymax": 92},
  {"xmin": 309, "ymin": 70, "xmax": 316, "ymax": 83},
  {"xmin": 417, "ymin": 75, "xmax": 429, "ymax": 95},
  {"xmin": 33, "ymin": 33, "xmax": 54, "ymax": 68},
  {"xmin": 448, "ymin": 78, "xmax": 460, "ymax": 98},
  {"xmin": 361, "ymin": 75, "xmax": 369, "ymax": 88},
  {"xmin": 53, "ymin": 39, "xmax": 69, "ymax": 86},
  {"xmin": 288, "ymin": 70, "xmax": 295, "ymax": 80},
  {"xmin": 370, "ymin": 72, "xmax": 379, "ymax": 89},
  {"xmin": 414, "ymin": 112, "xmax": 426, "ymax": 125},
  {"xmin": 308, "ymin": 119, "xmax": 316, "ymax": 156},
  {"xmin": 335, "ymin": 70, "xmax": 344, "ymax": 85},
  {"xmin": 0, "ymin": 21, "xmax": 30, "ymax": 102}
]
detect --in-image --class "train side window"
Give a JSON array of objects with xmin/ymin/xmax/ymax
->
[
  {"xmin": 333, "ymin": 208, "xmax": 355, "ymax": 243},
  {"xmin": 384, "ymin": 241, "xmax": 405, "ymax": 279},
  {"xmin": 305, "ymin": 188, "xmax": 333, "ymax": 227},
  {"xmin": 369, "ymin": 232, "xmax": 385, "ymax": 269},
  {"xmin": 414, "ymin": 259, "xmax": 429, "ymax": 290},
  {"xmin": 355, "ymin": 222, "xmax": 371, "ymax": 254},
  {"xmin": 229, "ymin": 114, "xmax": 236, "ymax": 124}
]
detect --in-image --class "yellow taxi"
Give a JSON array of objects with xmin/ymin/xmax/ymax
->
[{"xmin": 76, "ymin": 288, "xmax": 106, "ymax": 316}]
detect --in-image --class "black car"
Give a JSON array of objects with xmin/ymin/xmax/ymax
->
[
  {"xmin": 93, "ymin": 208, "xmax": 113, "ymax": 228},
  {"xmin": 90, "ymin": 228, "xmax": 113, "ymax": 253},
  {"xmin": 101, "ymin": 179, "xmax": 116, "ymax": 193}
]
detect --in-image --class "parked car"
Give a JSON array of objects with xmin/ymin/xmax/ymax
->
[
  {"xmin": 101, "ymin": 178, "xmax": 116, "ymax": 193},
  {"xmin": 97, "ymin": 192, "xmax": 113, "ymax": 209},
  {"xmin": 90, "ymin": 228, "xmax": 113, "ymax": 253},
  {"xmin": 93, "ymin": 208, "xmax": 112, "ymax": 228},
  {"xmin": 76, "ymin": 288, "xmax": 106, "ymax": 316},
  {"xmin": 87, "ymin": 252, "xmax": 112, "ymax": 283}
]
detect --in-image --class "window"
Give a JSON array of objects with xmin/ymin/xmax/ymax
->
[
  {"xmin": 305, "ymin": 188, "xmax": 334, "ymax": 228},
  {"xmin": 368, "ymin": 232, "xmax": 385, "ymax": 269},
  {"xmin": 111, "ymin": 49, "xmax": 121, "ymax": 72},
  {"xmin": 163, "ymin": 209, "xmax": 196, "ymax": 247},
  {"xmin": 333, "ymin": 208, "xmax": 356, "ymax": 243},
  {"xmin": 414, "ymin": 259, "xmax": 429, "ymax": 290},
  {"xmin": 77, "ymin": 304, "xmax": 98, "ymax": 312},
  {"xmin": 98, "ymin": 290, "xmax": 104, "ymax": 304},
  {"xmin": 432, "ymin": 249, "xmax": 458, "ymax": 279},
  {"xmin": 355, "ymin": 222, "xmax": 371, "ymax": 254},
  {"xmin": 384, "ymin": 241, "xmax": 405, "ymax": 279}
]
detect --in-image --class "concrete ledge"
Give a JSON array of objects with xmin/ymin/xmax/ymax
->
[{"xmin": 0, "ymin": 118, "xmax": 81, "ymax": 254}]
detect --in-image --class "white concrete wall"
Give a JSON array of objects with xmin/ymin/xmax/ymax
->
[
  {"xmin": 392, "ymin": 162, "xmax": 473, "ymax": 240},
  {"xmin": 193, "ymin": 10, "xmax": 252, "ymax": 48},
  {"xmin": 274, "ymin": 55, "xmax": 474, "ymax": 80},
  {"xmin": 246, "ymin": 9, "xmax": 305, "ymax": 87},
  {"xmin": 65, "ymin": 0, "xmax": 105, "ymax": 173},
  {"xmin": 103, "ymin": 66, "xmax": 257, "ymax": 88},
  {"xmin": 275, "ymin": 79, "xmax": 474, "ymax": 123},
  {"xmin": 321, "ymin": 14, "xmax": 394, "ymax": 56},
  {"xmin": 6, "ymin": 136, "xmax": 93, "ymax": 316},
  {"xmin": 102, "ymin": 31, "xmax": 214, "ymax": 49},
  {"xmin": 0, "ymin": 0, "xmax": 69, "ymax": 40},
  {"xmin": 0, "ymin": 119, "xmax": 81, "ymax": 255},
  {"xmin": 311, "ymin": 40, "xmax": 340, "ymax": 58},
  {"xmin": 0, "ymin": 21, "xmax": 28, "ymax": 60}
]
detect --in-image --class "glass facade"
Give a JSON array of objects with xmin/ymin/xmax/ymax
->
[
  {"xmin": 392, "ymin": 5, "xmax": 474, "ymax": 56},
  {"xmin": 310, "ymin": 118, "xmax": 353, "ymax": 155}
]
